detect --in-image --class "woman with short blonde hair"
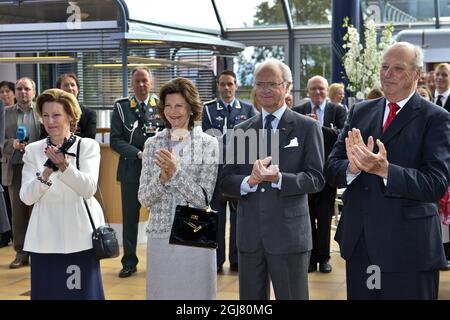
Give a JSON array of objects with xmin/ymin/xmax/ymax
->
[{"xmin": 20, "ymin": 88, "xmax": 105, "ymax": 299}]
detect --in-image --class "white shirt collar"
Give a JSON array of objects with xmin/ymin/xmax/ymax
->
[
  {"xmin": 136, "ymin": 96, "xmax": 150, "ymax": 106},
  {"xmin": 220, "ymin": 98, "xmax": 236, "ymax": 108},
  {"xmin": 386, "ymin": 91, "xmax": 416, "ymax": 110},
  {"xmin": 262, "ymin": 104, "xmax": 287, "ymax": 121},
  {"xmin": 435, "ymin": 88, "xmax": 450, "ymax": 99}
]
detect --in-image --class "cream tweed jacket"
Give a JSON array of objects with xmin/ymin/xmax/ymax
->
[{"xmin": 138, "ymin": 126, "xmax": 219, "ymax": 238}]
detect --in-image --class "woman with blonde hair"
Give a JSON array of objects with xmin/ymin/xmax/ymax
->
[
  {"xmin": 328, "ymin": 83, "xmax": 345, "ymax": 105},
  {"xmin": 20, "ymin": 88, "xmax": 104, "ymax": 299}
]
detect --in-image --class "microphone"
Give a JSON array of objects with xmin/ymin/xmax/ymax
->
[{"xmin": 16, "ymin": 125, "xmax": 29, "ymax": 143}]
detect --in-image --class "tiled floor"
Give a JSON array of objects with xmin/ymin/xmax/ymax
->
[{"xmin": 1, "ymin": 234, "xmax": 450, "ymax": 300}]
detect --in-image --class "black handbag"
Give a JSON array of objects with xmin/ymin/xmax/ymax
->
[
  {"xmin": 169, "ymin": 187, "xmax": 218, "ymax": 249},
  {"xmin": 77, "ymin": 139, "xmax": 120, "ymax": 260}
]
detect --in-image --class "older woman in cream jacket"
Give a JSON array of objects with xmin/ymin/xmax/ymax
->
[{"xmin": 20, "ymin": 89, "xmax": 104, "ymax": 300}]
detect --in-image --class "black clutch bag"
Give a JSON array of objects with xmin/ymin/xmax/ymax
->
[{"xmin": 169, "ymin": 187, "xmax": 218, "ymax": 249}]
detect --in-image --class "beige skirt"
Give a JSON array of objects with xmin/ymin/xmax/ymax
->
[{"xmin": 146, "ymin": 237, "xmax": 217, "ymax": 300}]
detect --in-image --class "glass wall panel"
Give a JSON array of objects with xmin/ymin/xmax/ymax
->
[
  {"xmin": 125, "ymin": 0, "xmax": 221, "ymax": 34},
  {"xmin": 0, "ymin": 0, "xmax": 118, "ymax": 24},
  {"xmin": 288, "ymin": 0, "xmax": 332, "ymax": 27},
  {"xmin": 234, "ymin": 45, "xmax": 285, "ymax": 101},
  {"xmin": 299, "ymin": 43, "xmax": 331, "ymax": 98},
  {"xmin": 361, "ymin": 0, "xmax": 445, "ymax": 24},
  {"xmin": 215, "ymin": 0, "xmax": 287, "ymax": 29}
]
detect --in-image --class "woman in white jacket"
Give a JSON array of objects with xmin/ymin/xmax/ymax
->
[{"xmin": 20, "ymin": 88, "xmax": 104, "ymax": 300}]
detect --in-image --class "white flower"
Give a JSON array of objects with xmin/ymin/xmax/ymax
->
[
  {"xmin": 356, "ymin": 91, "xmax": 365, "ymax": 100},
  {"xmin": 342, "ymin": 17, "xmax": 394, "ymax": 99}
]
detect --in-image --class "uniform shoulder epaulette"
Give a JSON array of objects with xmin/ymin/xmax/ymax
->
[{"xmin": 203, "ymin": 98, "xmax": 217, "ymax": 106}]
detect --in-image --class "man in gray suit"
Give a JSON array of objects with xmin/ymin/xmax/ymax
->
[
  {"xmin": 3, "ymin": 77, "xmax": 41, "ymax": 268},
  {"xmin": 220, "ymin": 59, "xmax": 325, "ymax": 300}
]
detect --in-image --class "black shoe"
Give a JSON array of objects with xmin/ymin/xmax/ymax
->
[
  {"xmin": 217, "ymin": 265, "xmax": 223, "ymax": 273},
  {"xmin": 118, "ymin": 266, "xmax": 137, "ymax": 278},
  {"xmin": 319, "ymin": 261, "xmax": 332, "ymax": 273},
  {"xmin": 230, "ymin": 263, "xmax": 238, "ymax": 272},
  {"xmin": 308, "ymin": 262, "xmax": 317, "ymax": 273},
  {"xmin": 441, "ymin": 261, "xmax": 450, "ymax": 271},
  {"xmin": 9, "ymin": 256, "xmax": 29, "ymax": 269}
]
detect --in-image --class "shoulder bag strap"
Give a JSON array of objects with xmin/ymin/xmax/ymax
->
[{"xmin": 76, "ymin": 138, "xmax": 96, "ymax": 232}]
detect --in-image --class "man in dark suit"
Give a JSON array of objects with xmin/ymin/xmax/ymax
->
[
  {"xmin": 292, "ymin": 75, "xmax": 347, "ymax": 273},
  {"xmin": 56, "ymin": 73, "xmax": 97, "ymax": 139},
  {"xmin": 202, "ymin": 70, "xmax": 257, "ymax": 273},
  {"xmin": 325, "ymin": 42, "xmax": 450, "ymax": 299},
  {"xmin": 111, "ymin": 67, "xmax": 164, "ymax": 278},
  {"xmin": 434, "ymin": 63, "xmax": 450, "ymax": 113},
  {"xmin": 221, "ymin": 59, "xmax": 325, "ymax": 300}
]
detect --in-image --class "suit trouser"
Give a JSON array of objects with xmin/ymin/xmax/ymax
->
[
  {"xmin": 9, "ymin": 164, "xmax": 30, "ymax": 259},
  {"xmin": 213, "ymin": 191, "xmax": 238, "ymax": 267},
  {"xmin": 120, "ymin": 182, "xmax": 141, "ymax": 268},
  {"xmin": 212, "ymin": 165, "xmax": 238, "ymax": 267},
  {"xmin": 238, "ymin": 245, "xmax": 310, "ymax": 300},
  {"xmin": 308, "ymin": 184, "xmax": 336, "ymax": 264},
  {"xmin": 346, "ymin": 235, "xmax": 440, "ymax": 300}
]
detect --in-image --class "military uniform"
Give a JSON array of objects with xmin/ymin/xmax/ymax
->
[
  {"xmin": 110, "ymin": 94, "xmax": 164, "ymax": 270},
  {"xmin": 202, "ymin": 98, "xmax": 257, "ymax": 270}
]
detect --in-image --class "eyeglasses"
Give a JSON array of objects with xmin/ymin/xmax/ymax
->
[
  {"xmin": 255, "ymin": 81, "xmax": 286, "ymax": 90},
  {"xmin": 15, "ymin": 87, "xmax": 33, "ymax": 92}
]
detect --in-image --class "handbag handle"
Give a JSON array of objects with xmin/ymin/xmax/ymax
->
[{"xmin": 200, "ymin": 186, "xmax": 210, "ymax": 208}]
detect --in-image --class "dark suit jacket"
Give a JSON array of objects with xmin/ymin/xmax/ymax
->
[
  {"xmin": 220, "ymin": 108, "xmax": 325, "ymax": 254},
  {"xmin": 325, "ymin": 93, "xmax": 450, "ymax": 272},
  {"xmin": 292, "ymin": 101, "xmax": 347, "ymax": 159},
  {"xmin": 443, "ymin": 96, "xmax": 450, "ymax": 113},
  {"xmin": 77, "ymin": 105, "xmax": 97, "ymax": 139}
]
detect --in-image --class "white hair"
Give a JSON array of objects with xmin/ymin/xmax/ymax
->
[
  {"xmin": 253, "ymin": 58, "xmax": 293, "ymax": 89},
  {"xmin": 387, "ymin": 42, "xmax": 423, "ymax": 69}
]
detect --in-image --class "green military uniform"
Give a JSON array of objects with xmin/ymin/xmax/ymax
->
[{"xmin": 110, "ymin": 94, "xmax": 163, "ymax": 270}]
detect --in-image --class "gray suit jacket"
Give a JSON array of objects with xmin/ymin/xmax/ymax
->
[
  {"xmin": 220, "ymin": 107, "xmax": 325, "ymax": 254},
  {"xmin": 2, "ymin": 104, "xmax": 41, "ymax": 186}
]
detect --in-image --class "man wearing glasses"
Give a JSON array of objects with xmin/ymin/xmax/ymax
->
[
  {"xmin": 3, "ymin": 77, "xmax": 41, "ymax": 268},
  {"xmin": 221, "ymin": 59, "xmax": 325, "ymax": 300}
]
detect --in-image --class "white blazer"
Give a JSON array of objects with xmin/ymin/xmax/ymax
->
[{"xmin": 21, "ymin": 136, "xmax": 105, "ymax": 254}]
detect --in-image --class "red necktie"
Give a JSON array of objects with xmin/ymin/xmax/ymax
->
[{"xmin": 383, "ymin": 102, "xmax": 400, "ymax": 133}]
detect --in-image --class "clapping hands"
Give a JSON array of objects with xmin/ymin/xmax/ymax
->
[
  {"xmin": 345, "ymin": 128, "xmax": 389, "ymax": 179},
  {"xmin": 248, "ymin": 156, "xmax": 280, "ymax": 187},
  {"xmin": 154, "ymin": 148, "xmax": 177, "ymax": 184}
]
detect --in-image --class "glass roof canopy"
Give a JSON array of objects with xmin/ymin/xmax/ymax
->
[{"xmin": 0, "ymin": 0, "xmax": 449, "ymax": 39}]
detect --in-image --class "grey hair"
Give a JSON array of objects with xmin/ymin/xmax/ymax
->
[
  {"xmin": 387, "ymin": 42, "xmax": 423, "ymax": 69},
  {"xmin": 16, "ymin": 77, "xmax": 36, "ymax": 92},
  {"xmin": 254, "ymin": 58, "xmax": 293, "ymax": 90},
  {"xmin": 307, "ymin": 75, "xmax": 329, "ymax": 89},
  {"xmin": 131, "ymin": 66, "xmax": 153, "ymax": 79}
]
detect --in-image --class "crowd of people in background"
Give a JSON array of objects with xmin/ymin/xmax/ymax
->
[{"xmin": 0, "ymin": 41, "xmax": 450, "ymax": 301}]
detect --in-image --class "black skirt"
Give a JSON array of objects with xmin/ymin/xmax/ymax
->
[{"xmin": 30, "ymin": 249, "xmax": 105, "ymax": 300}]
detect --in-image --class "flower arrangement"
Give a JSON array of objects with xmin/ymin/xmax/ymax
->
[{"xmin": 342, "ymin": 17, "xmax": 394, "ymax": 99}]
